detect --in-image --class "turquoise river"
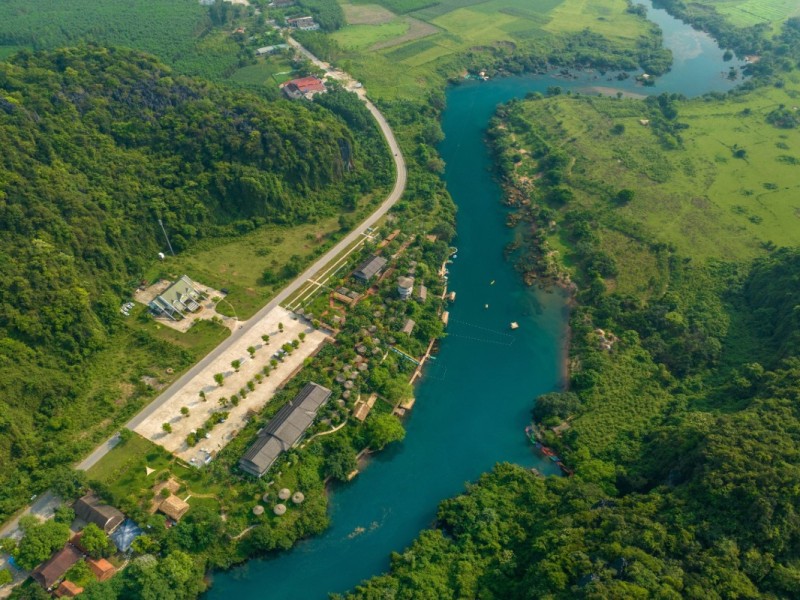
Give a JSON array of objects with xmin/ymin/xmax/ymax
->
[{"xmin": 208, "ymin": 1, "xmax": 743, "ymax": 597}]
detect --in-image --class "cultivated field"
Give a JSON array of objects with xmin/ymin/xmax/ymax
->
[
  {"xmin": 689, "ymin": 0, "xmax": 800, "ymax": 28},
  {"xmin": 330, "ymin": 0, "xmax": 653, "ymax": 99},
  {"xmin": 133, "ymin": 306, "xmax": 328, "ymax": 466}
]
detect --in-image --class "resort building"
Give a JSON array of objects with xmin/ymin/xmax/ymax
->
[
  {"xmin": 147, "ymin": 275, "xmax": 204, "ymax": 321},
  {"xmin": 74, "ymin": 493, "xmax": 124, "ymax": 534},
  {"xmin": 397, "ymin": 276, "xmax": 414, "ymax": 300},
  {"xmin": 401, "ymin": 318, "xmax": 415, "ymax": 335},
  {"xmin": 87, "ymin": 558, "xmax": 116, "ymax": 582},
  {"xmin": 55, "ymin": 580, "xmax": 83, "ymax": 598},
  {"xmin": 416, "ymin": 284, "xmax": 428, "ymax": 302},
  {"xmin": 239, "ymin": 382, "xmax": 332, "ymax": 477},
  {"xmin": 256, "ymin": 43, "xmax": 289, "ymax": 55},
  {"xmin": 281, "ymin": 76, "xmax": 326, "ymax": 100},
  {"xmin": 32, "ymin": 545, "xmax": 82, "ymax": 590},
  {"xmin": 332, "ymin": 286, "xmax": 361, "ymax": 307},
  {"xmin": 353, "ymin": 255, "xmax": 387, "ymax": 283},
  {"xmin": 158, "ymin": 495, "xmax": 190, "ymax": 522}
]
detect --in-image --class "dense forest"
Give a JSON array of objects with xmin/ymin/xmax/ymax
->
[{"xmin": 0, "ymin": 45, "xmax": 391, "ymax": 521}]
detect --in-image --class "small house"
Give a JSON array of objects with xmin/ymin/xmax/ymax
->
[
  {"xmin": 159, "ymin": 495, "xmax": 190, "ymax": 522},
  {"xmin": 287, "ymin": 16, "xmax": 319, "ymax": 30},
  {"xmin": 281, "ymin": 76, "xmax": 326, "ymax": 100},
  {"xmin": 74, "ymin": 493, "xmax": 124, "ymax": 534},
  {"xmin": 416, "ymin": 284, "xmax": 427, "ymax": 302},
  {"xmin": 401, "ymin": 319, "xmax": 415, "ymax": 335},
  {"xmin": 32, "ymin": 545, "xmax": 82, "ymax": 590},
  {"xmin": 55, "ymin": 580, "xmax": 84, "ymax": 598},
  {"xmin": 88, "ymin": 557, "xmax": 116, "ymax": 582}
]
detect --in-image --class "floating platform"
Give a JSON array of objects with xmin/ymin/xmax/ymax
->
[{"xmin": 510, "ymin": 322, "xmax": 519, "ymax": 330}]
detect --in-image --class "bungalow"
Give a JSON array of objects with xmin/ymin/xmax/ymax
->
[
  {"xmin": 148, "ymin": 275, "xmax": 204, "ymax": 321},
  {"xmin": 87, "ymin": 558, "xmax": 116, "ymax": 582},
  {"xmin": 158, "ymin": 495, "xmax": 190, "ymax": 522},
  {"xmin": 239, "ymin": 383, "xmax": 331, "ymax": 477},
  {"xmin": 416, "ymin": 284, "xmax": 428, "ymax": 302},
  {"xmin": 281, "ymin": 76, "xmax": 326, "ymax": 100},
  {"xmin": 287, "ymin": 16, "xmax": 319, "ymax": 30},
  {"xmin": 401, "ymin": 318, "xmax": 415, "ymax": 335},
  {"xmin": 74, "ymin": 493, "xmax": 124, "ymax": 534},
  {"xmin": 55, "ymin": 581, "xmax": 84, "ymax": 598},
  {"xmin": 32, "ymin": 545, "xmax": 82, "ymax": 590},
  {"xmin": 353, "ymin": 255, "xmax": 387, "ymax": 283}
]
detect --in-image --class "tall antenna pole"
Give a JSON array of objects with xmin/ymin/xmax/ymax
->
[{"xmin": 158, "ymin": 219, "xmax": 175, "ymax": 256}]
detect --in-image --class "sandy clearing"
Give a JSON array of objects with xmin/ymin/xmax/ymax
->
[{"xmin": 133, "ymin": 306, "xmax": 329, "ymax": 465}]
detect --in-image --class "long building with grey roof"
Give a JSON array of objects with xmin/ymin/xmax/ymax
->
[
  {"xmin": 353, "ymin": 255, "xmax": 387, "ymax": 283},
  {"xmin": 239, "ymin": 382, "xmax": 332, "ymax": 477}
]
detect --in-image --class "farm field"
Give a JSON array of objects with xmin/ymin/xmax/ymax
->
[
  {"xmin": 228, "ymin": 57, "xmax": 297, "ymax": 87},
  {"xmin": 689, "ymin": 0, "xmax": 800, "ymax": 29},
  {"xmin": 329, "ymin": 0, "xmax": 657, "ymax": 99}
]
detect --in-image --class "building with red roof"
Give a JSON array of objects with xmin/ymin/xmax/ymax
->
[{"xmin": 282, "ymin": 76, "xmax": 326, "ymax": 100}]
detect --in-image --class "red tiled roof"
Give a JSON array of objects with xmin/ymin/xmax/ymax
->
[
  {"xmin": 286, "ymin": 76, "xmax": 325, "ymax": 94},
  {"xmin": 55, "ymin": 580, "xmax": 84, "ymax": 598},
  {"xmin": 88, "ymin": 557, "xmax": 116, "ymax": 581}
]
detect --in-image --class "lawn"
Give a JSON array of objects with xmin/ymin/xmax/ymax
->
[
  {"xmin": 229, "ymin": 57, "xmax": 297, "ymax": 86},
  {"xmin": 333, "ymin": 20, "xmax": 411, "ymax": 49},
  {"xmin": 513, "ymin": 83, "xmax": 800, "ymax": 266}
]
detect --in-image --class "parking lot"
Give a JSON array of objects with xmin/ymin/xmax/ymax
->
[{"xmin": 132, "ymin": 306, "xmax": 328, "ymax": 464}]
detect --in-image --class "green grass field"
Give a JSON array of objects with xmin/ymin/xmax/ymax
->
[
  {"xmin": 690, "ymin": 0, "xmax": 800, "ymax": 29},
  {"xmin": 229, "ymin": 57, "xmax": 297, "ymax": 86},
  {"xmin": 330, "ymin": 0, "xmax": 656, "ymax": 99}
]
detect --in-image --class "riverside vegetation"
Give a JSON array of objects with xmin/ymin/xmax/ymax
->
[{"xmin": 342, "ymin": 12, "xmax": 800, "ymax": 600}]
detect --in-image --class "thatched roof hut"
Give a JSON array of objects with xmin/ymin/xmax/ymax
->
[
  {"xmin": 278, "ymin": 488, "xmax": 291, "ymax": 500},
  {"xmin": 274, "ymin": 504, "xmax": 287, "ymax": 516},
  {"xmin": 291, "ymin": 492, "xmax": 305, "ymax": 505},
  {"xmin": 158, "ymin": 495, "xmax": 190, "ymax": 521},
  {"xmin": 252, "ymin": 505, "xmax": 265, "ymax": 516}
]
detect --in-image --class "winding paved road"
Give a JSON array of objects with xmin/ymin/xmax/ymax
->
[
  {"xmin": 79, "ymin": 40, "xmax": 406, "ymax": 468},
  {"xmin": 0, "ymin": 38, "xmax": 407, "ymax": 543}
]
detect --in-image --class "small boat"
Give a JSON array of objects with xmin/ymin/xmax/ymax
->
[
  {"xmin": 510, "ymin": 322, "xmax": 519, "ymax": 330},
  {"xmin": 484, "ymin": 304, "xmax": 489, "ymax": 309},
  {"xmin": 490, "ymin": 280, "xmax": 495, "ymax": 285}
]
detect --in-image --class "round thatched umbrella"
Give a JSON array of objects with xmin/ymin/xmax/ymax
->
[
  {"xmin": 262, "ymin": 492, "xmax": 270, "ymax": 503},
  {"xmin": 344, "ymin": 380, "xmax": 354, "ymax": 390},
  {"xmin": 252, "ymin": 505, "xmax": 265, "ymax": 516},
  {"xmin": 278, "ymin": 488, "xmax": 291, "ymax": 500},
  {"xmin": 292, "ymin": 492, "xmax": 305, "ymax": 505},
  {"xmin": 342, "ymin": 390, "xmax": 351, "ymax": 399},
  {"xmin": 273, "ymin": 503, "xmax": 287, "ymax": 516}
]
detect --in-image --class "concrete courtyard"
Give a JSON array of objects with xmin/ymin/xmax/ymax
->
[{"xmin": 133, "ymin": 306, "xmax": 328, "ymax": 465}]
